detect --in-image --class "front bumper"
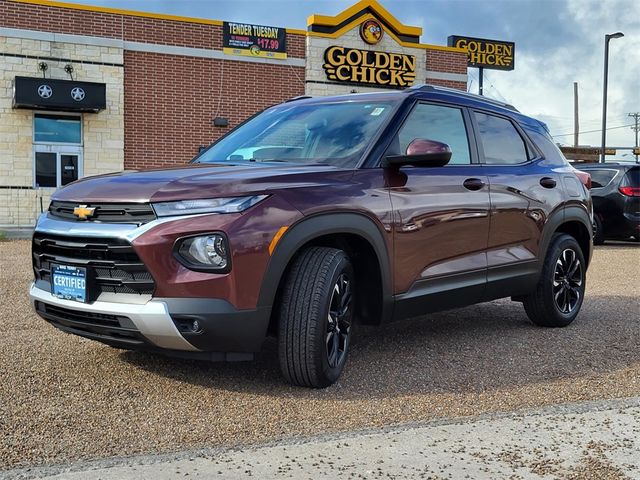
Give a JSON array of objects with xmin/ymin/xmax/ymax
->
[{"xmin": 30, "ymin": 283, "xmax": 270, "ymax": 357}]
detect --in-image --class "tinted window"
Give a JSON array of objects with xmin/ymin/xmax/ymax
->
[
  {"xmin": 474, "ymin": 112, "xmax": 528, "ymax": 165},
  {"xmin": 34, "ymin": 114, "xmax": 82, "ymax": 144},
  {"xmin": 35, "ymin": 152, "xmax": 57, "ymax": 187},
  {"xmin": 61, "ymin": 155, "xmax": 79, "ymax": 186},
  {"xmin": 621, "ymin": 167, "xmax": 640, "ymax": 187},
  {"xmin": 391, "ymin": 103, "xmax": 471, "ymax": 165},
  {"xmin": 588, "ymin": 169, "xmax": 618, "ymax": 188}
]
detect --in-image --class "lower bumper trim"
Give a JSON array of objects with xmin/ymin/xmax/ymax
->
[{"xmin": 29, "ymin": 283, "xmax": 199, "ymax": 352}]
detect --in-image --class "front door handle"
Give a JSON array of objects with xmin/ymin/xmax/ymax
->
[
  {"xmin": 463, "ymin": 178, "xmax": 485, "ymax": 191},
  {"xmin": 540, "ymin": 177, "xmax": 557, "ymax": 189}
]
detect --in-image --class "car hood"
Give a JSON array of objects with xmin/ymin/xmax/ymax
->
[{"xmin": 52, "ymin": 163, "xmax": 351, "ymax": 203}]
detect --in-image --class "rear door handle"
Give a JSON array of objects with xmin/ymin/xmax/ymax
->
[
  {"xmin": 463, "ymin": 178, "xmax": 485, "ymax": 191},
  {"xmin": 540, "ymin": 177, "xmax": 557, "ymax": 189}
]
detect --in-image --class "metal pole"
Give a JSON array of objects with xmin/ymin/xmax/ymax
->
[
  {"xmin": 573, "ymin": 82, "xmax": 579, "ymax": 147},
  {"xmin": 601, "ymin": 32, "xmax": 624, "ymax": 163},
  {"xmin": 478, "ymin": 67, "xmax": 483, "ymax": 96},
  {"xmin": 600, "ymin": 36, "xmax": 610, "ymax": 164}
]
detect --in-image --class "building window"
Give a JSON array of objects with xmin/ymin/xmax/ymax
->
[
  {"xmin": 33, "ymin": 113, "xmax": 83, "ymax": 188},
  {"xmin": 34, "ymin": 113, "xmax": 82, "ymax": 144}
]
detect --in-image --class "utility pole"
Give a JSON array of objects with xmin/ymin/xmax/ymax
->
[
  {"xmin": 629, "ymin": 112, "xmax": 639, "ymax": 162},
  {"xmin": 573, "ymin": 82, "xmax": 579, "ymax": 147}
]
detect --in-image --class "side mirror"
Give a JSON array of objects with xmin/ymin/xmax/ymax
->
[{"xmin": 382, "ymin": 139, "xmax": 452, "ymax": 168}]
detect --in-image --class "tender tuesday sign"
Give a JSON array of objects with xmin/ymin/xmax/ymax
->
[
  {"xmin": 448, "ymin": 36, "xmax": 515, "ymax": 71},
  {"xmin": 223, "ymin": 22, "xmax": 287, "ymax": 59}
]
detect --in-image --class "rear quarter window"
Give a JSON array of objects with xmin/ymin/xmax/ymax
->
[
  {"xmin": 588, "ymin": 169, "xmax": 618, "ymax": 188},
  {"xmin": 621, "ymin": 167, "xmax": 640, "ymax": 187}
]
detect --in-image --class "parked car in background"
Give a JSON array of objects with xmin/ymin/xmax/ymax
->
[
  {"xmin": 575, "ymin": 163, "xmax": 640, "ymax": 244},
  {"xmin": 30, "ymin": 85, "xmax": 593, "ymax": 388}
]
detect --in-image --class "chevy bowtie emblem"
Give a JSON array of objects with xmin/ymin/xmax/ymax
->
[{"xmin": 73, "ymin": 205, "xmax": 96, "ymax": 220}]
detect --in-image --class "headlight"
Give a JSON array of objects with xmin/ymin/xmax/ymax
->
[
  {"xmin": 153, "ymin": 195, "xmax": 268, "ymax": 217},
  {"xmin": 175, "ymin": 233, "xmax": 230, "ymax": 272}
]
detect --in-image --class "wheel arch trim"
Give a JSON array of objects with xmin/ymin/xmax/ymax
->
[
  {"xmin": 257, "ymin": 212, "xmax": 394, "ymax": 322},
  {"xmin": 541, "ymin": 205, "xmax": 593, "ymax": 268}
]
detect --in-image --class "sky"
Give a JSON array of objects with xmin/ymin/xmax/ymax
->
[{"xmin": 64, "ymin": 0, "xmax": 640, "ymax": 159}]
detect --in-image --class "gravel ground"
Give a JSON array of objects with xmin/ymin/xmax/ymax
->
[{"xmin": 0, "ymin": 240, "xmax": 639, "ymax": 471}]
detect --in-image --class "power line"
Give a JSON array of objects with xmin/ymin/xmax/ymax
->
[{"xmin": 552, "ymin": 123, "xmax": 635, "ymax": 137}]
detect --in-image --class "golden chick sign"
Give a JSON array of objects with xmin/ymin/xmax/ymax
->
[
  {"xmin": 448, "ymin": 35, "xmax": 515, "ymax": 71},
  {"xmin": 323, "ymin": 46, "xmax": 416, "ymax": 88}
]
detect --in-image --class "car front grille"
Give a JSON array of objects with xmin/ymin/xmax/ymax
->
[
  {"xmin": 48, "ymin": 201, "xmax": 156, "ymax": 224},
  {"xmin": 32, "ymin": 233, "xmax": 155, "ymax": 296}
]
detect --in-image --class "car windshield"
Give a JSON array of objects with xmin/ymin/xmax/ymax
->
[{"xmin": 195, "ymin": 99, "xmax": 399, "ymax": 168}]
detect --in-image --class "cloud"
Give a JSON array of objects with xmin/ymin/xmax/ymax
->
[{"xmin": 481, "ymin": 0, "xmax": 640, "ymax": 156}]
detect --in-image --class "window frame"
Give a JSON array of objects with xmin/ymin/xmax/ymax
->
[
  {"xmin": 33, "ymin": 111, "xmax": 83, "ymax": 146},
  {"xmin": 374, "ymin": 99, "xmax": 479, "ymax": 168},
  {"xmin": 470, "ymin": 108, "xmax": 542, "ymax": 166}
]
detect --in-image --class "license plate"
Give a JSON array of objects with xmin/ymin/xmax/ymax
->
[{"xmin": 52, "ymin": 265, "xmax": 87, "ymax": 303}]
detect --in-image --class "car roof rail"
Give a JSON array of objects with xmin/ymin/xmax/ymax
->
[
  {"xmin": 285, "ymin": 95, "xmax": 313, "ymax": 103},
  {"xmin": 408, "ymin": 83, "xmax": 519, "ymax": 112}
]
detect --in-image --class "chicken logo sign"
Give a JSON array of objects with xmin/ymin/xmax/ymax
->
[{"xmin": 360, "ymin": 19, "xmax": 383, "ymax": 45}]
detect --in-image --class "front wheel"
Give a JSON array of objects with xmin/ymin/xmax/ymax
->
[
  {"xmin": 523, "ymin": 234, "xmax": 586, "ymax": 327},
  {"xmin": 278, "ymin": 246, "xmax": 354, "ymax": 388}
]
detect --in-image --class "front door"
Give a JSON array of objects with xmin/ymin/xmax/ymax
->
[
  {"xmin": 385, "ymin": 102, "xmax": 490, "ymax": 319},
  {"xmin": 33, "ymin": 145, "xmax": 83, "ymax": 188}
]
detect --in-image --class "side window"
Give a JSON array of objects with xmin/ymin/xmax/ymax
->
[
  {"xmin": 474, "ymin": 112, "xmax": 529, "ymax": 165},
  {"xmin": 390, "ymin": 103, "xmax": 471, "ymax": 165}
]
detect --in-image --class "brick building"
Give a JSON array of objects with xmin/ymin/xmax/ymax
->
[{"xmin": 0, "ymin": 0, "xmax": 468, "ymax": 228}]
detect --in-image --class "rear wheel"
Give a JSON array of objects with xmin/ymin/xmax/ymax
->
[
  {"xmin": 593, "ymin": 215, "xmax": 605, "ymax": 245},
  {"xmin": 278, "ymin": 246, "xmax": 354, "ymax": 388},
  {"xmin": 523, "ymin": 234, "xmax": 586, "ymax": 327}
]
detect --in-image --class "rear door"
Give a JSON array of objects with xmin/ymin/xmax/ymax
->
[
  {"xmin": 471, "ymin": 110, "xmax": 565, "ymax": 298},
  {"xmin": 385, "ymin": 101, "xmax": 491, "ymax": 318}
]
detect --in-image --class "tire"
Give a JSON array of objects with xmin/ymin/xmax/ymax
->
[
  {"xmin": 523, "ymin": 234, "xmax": 586, "ymax": 328},
  {"xmin": 278, "ymin": 246, "xmax": 354, "ymax": 388},
  {"xmin": 593, "ymin": 215, "xmax": 605, "ymax": 245}
]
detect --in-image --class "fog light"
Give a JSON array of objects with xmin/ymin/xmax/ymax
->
[
  {"xmin": 191, "ymin": 319, "xmax": 201, "ymax": 332},
  {"xmin": 177, "ymin": 233, "xmax": 229, "ymax": 271}
]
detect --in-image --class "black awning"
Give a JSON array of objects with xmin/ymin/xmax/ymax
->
[{"xmin": 13, "ymin": 76, "xmax": 106, "ymax": 113}]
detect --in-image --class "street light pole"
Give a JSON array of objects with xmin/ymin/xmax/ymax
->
[{"xmin": 600, "ymin": 32, "xmax": 624, "ymax": 163}]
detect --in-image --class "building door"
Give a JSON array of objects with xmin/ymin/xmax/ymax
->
[
  {"xmin": 33, "ymin": 112, "xmax": 83, "ymax": 188},
  {"xmin": 33, "ymin": 146, "xmax": 83, "ymax": 188}
]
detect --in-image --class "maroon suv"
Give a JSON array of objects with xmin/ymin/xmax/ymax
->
[{"xmin": 30, "ymin": 85, "xmax": 593, "ymax": 388}]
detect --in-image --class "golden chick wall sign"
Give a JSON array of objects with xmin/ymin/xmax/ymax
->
[
  {"xmin": 323, "ymin": 46, "xmax": 416, "ymax": 88},
  {"xmin": 447, "ymin": 35, "xmax": 515, "ymax": 71}
]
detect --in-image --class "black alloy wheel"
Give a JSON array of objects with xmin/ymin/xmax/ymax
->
[
  {"xmin": 326, "ymin": 273, "xmax": 352, "ymax": 368},
  {"xmin": 552, "ymin": 248, "xmax": 583, "ymax": 315}
]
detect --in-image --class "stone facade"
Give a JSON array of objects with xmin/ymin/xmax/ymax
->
[{"xmin": 0, "ymin": 33, "xmax": 124, "ymax": 226}]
